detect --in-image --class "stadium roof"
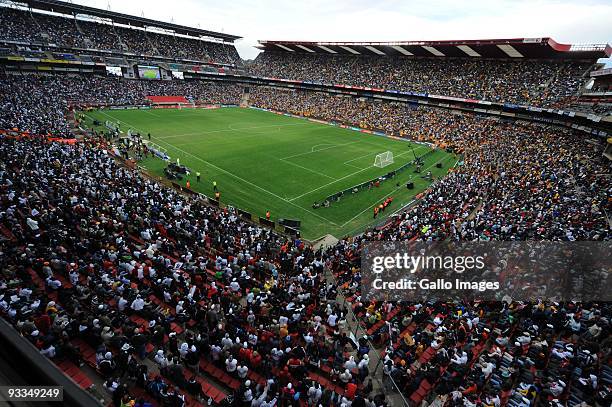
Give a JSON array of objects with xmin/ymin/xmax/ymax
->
[
  {"xmin": 11, "ymin": 0, "xmax": 241, "ymax": 41},
  {"xmin": 258, "ymin": 38, "xmax": 611, "ymax": 60}
]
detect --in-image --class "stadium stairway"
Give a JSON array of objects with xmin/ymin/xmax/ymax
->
[{"xmin": 240, "ymin": 92, "xmax": 250, "ymax": 107}]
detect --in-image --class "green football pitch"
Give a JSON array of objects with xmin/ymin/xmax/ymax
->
[{"xmin": 84, "ymin": 107, "xmax": 457, "ymax": 240}]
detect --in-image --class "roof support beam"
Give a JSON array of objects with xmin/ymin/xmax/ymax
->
[
  {"xmin": 422, "ymin": 46, "xmax": 444, "ymax": 56},
  {"xmin": 275, "ymin": 44, "xmax": 295, "ymax": 52},
  {"xmin": 339, "ymin": 45, "xmax": 360, "ymax": 54},
  {"xmin": 295, "ymin": 44, "xmax": 315, "ymax": 53},
  {"xmin": 390, "ymin": 45, "xmax": 413, "ymax": 55},
  {"xmin": 457, "ymin": 45, "xmax": 481, "ymax": 57},
  {"xmin": 497, "ymin": 44, "xmax": 524, "ymax": 57},
  {"xmin": 364, "ymin": 45, "xmax": 385, "ymax": 55},
  {"xmin": 317, "ymin": 45, "xmax": 337, "ymax": 54}
]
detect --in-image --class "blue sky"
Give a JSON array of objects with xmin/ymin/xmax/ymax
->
[{"xmin": 71, "ymin": 0, "xmax": 611, "ymax": 61}]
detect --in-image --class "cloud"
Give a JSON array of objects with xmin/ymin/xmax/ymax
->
[{"xmin": 71, "ymin": 0, "xmax": 611, "ymax": 60}]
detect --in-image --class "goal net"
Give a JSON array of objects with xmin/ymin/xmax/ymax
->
[{"xmin": 374, "ymin": 151, "xmax": 394, "ymax": 168}]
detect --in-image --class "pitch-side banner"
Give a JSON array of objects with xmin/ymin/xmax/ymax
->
[{"xmin": 361, "ymin": 241, "xmax": 611, "ymax": 302}]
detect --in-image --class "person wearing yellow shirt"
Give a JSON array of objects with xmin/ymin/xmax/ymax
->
[
  {"xmin": 403, "ymin": 334, "xmax": 415, "ymax": 347},
  {"xmin": 279, "ymin": 325, "xmax": 288, "ymax": 339},
  {"xmin": 366, "ymin": 303, "xmax": 376, "ymax": 315}
]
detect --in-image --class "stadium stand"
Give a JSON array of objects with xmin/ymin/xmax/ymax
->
[
  {"xmin": 0, "ymin": 73, "xmax": 243, "ymax": 137},
  {"xmin": 251, "ymin": 39, "xmax": 610, "ymax": 109},
  {"xmin": 0, "ymin": 3, "xmax": 611, "ymax": 407},
  {"xmin": 569, "ymin": 68, "xmax": 612, "ymax": 117},
  {"xmin": 249, "ymin": 87, "xmax": 465, "ymax": 139},
  {"xmin": 1, "ymin": 72, "xmax": 610, "ymax": 406},
  {"xmin": 0, "ymin": 4, "xmax": 241, "ymax": 66}
]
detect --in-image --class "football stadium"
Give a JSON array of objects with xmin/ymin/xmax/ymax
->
[
  {"xmin": 84, "ymin": 107, "xmax": 453, "ymax": 239},
  {"xmin": 0, "ymin": 0, "xmax": 610, "ymax": 406}
]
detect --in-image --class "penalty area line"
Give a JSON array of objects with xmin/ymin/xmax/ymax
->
[
  {"xmin": 340, "ymin": 153, "xmax": 456, "ymax": 228},
  {"xmin": 289, "ymin": 146, "xmax": 429, "ymax": 202},
  {"xmin": 281, "ymin": 140, "xmax": 361, "ymax": 160},
  {"xmin": 94, "ymin": 111, "xmax": 339, "ymax": 226},
  {"xmin": 279, "ymin": 158, "xmax": 337, "ymax": 180}
]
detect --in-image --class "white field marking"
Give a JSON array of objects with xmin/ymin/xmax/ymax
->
[
  {"xmin": 279, "ymin": 158, "xmax": 337, "ymax": 180},
  {"xmin": 171, "ymin": 124, "xmax": 315, "ymax": 148},
  {"xmin": 288, "ymin": 146, "xmax": 430, "ymax": 203},
  {"xmin": 278, "ymin": 140, "xmax": 418, "ymax": 181},
  {"xmin": 281, "ymin": 140, "xmax": 361, "ymax": 160},
  {"xmin": 172, "ymin": 127, "xmax": 305, "ymax": 147},
  {"xmin": 284, "ymin": 135, "xmax": 426, "ymax": 163},
  {"xmin": 311, "ymin": 143, "xmax": 336, "ymax": 151},
  {"xmin": 161, "ymin": 145, "xmax": 339, "ymax": 225},
  {"xmin": 156, "ymin": 122, "xmax": 310, "ymax": 140},
  {"xmin": 288, "ymin": 165, "xmax": 373, "ymax": 202},
  {"xmin": 228, "ymin": 123, "xmax": 274, "ymax": 134},
  {"xmin": 343, "ymin": 151, "xmax": 378, "ymax": 165},
  {"xmin": 344, "ymin": 162, "xmax": 363, "ymax": 170},
  {"xmin": 339, "ymin": 153, "xmax": 455, "ymax": 227},
  {"xmin": 96, "ymin": 110, "xmax": 338, "ymax": 225},
  {"xmin": 343, "ymin": 145, "xmax": 427, "ymax": 166},
  {"xmin": 153, "ymin": 131, "xmax": 208, "ymax": 140}
]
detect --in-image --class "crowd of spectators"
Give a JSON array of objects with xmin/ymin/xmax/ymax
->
[
  {"xmin": 76, "ymin": 19, "xmax": 121, "ymax": 51},
  {"xmin": 567, "ymin": 102, "xmax": 612, "ymax": 117},
  {"xmin": 144, "ymin": 31, "xmax": 240, "ymax": 63},
  {"xmin": 0, "ymin": 73, "xmax": 243, "ymax": 137},
  {"xmin": 250, "ymin": 87, "xmax": 610, "ymax": 241},
  {"xmin": 250, "ymin": 52, "xmax": 591, "ymax": 108},
  {"xmin": 0, "ymin": 7, "xmax": 240, "ymax": 65},
  {"xmin": 0, "ymin": 135, "xmax": 386, "ymax": 406},
  {"xmin": 249, "ymin": 88, "xmax": 418, "ymax": 136},
  {"xmin": 249, "ymin": 87, "xmax": 480, "ymax": 141},
  {"xmin": 1, "ymin": 6, "xmax": 598, "ymax": 109},
  {"xmin": 0, "ymin": 7, "xmax": 45, "ymax": 43},
  {"xmin": 0, "ymin": 72, "xmax": 610, "ymax": 407}
]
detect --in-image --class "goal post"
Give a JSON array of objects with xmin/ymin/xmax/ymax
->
[{"xmin": 374, "ymin": 151, "xmax": 394, "ymax": 168}]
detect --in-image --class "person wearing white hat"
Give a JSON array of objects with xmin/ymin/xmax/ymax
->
[
  {"xmin": 98, "ymin": 352, "xmax": 115, "ymax": 378},
  {"xmin": 225, "ymin": 355, "xmax": 237, "ymax": 373},
  {"xmin": 308, "ymin": 381, "xmax": 322, "ymax": 405},
  {"xmin": 130, "ymin": 295, "xmax": 144, "ymax": 311},
  {"xmin": 229, "ymin": 279, "xmax": 240, "ymax": 292},
  {"xmin": 154, "ymin": 350, "xmax": 168, "ymax": 369},
  {"xmin": 242, "ymin": 380, "xmax": 253, "ymax": 403},
  {"xmin": 344, "ymin": 355, "xmax": 357, "ymax": 371},
  {"xmin": 210, "ymin": 344, "xmax": 222, "ymax": 362},
  {"xmin": 339, "ymin": 369, "xmax": 352, "ymax": 384},
  {"xmin": 237, "ymin": 364, "xmax": 248, "ymax": 379},
  {"xmin": 179, "ymin": 342, "xmax": 189, "ymax": 359}
]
